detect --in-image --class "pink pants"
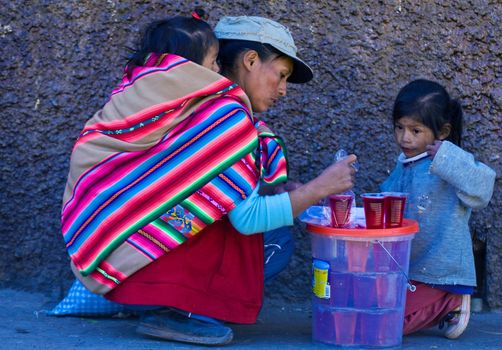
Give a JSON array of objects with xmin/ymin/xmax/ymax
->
[{"xmin": 403, "ymin": 281, "xmax": 462, "ymax": 335}]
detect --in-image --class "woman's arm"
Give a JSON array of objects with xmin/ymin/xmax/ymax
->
[
  {"xmin": 228, "ymin": 185, "xmax": 293, "ymax": 234},
  {"xmin": 228, "ymin": 155, "xmax": 357, "ymax": 234}
]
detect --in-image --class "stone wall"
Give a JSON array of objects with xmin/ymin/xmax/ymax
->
[{"xmin": 1, "ymin": 1, "xmax": 500, "ymax": 307}]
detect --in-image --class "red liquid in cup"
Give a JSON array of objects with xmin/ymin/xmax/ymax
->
[
  {"xmin": 361, "ymin": 194, "xmax": 385, "ymax": 229},
  {"xmin": 384, "ymin": 194, "xmax": 407, "ymax": 228},
  {"xmin": 329, "ymin": 194, "xmax": 353, "ymax": 228}
]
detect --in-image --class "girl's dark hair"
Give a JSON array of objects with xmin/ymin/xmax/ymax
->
[
  {"xmin": 218, "ymin": 39, "xmax": 285, "ymax": 77},
  {"xmin": 126, "ymin": 9, "xmax": 217, "ymax": 76},
  {"xmin": 392, "ymin": 79, "xmax": 463, "ymax": 146}
]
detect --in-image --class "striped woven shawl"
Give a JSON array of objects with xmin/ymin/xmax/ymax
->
[{"xmin": 62, "ymin": 54, "xmax": 288, "ymax": 294}]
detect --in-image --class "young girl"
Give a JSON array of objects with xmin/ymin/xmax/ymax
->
[{"xmin": 381, "ymin": 79, "xmax": 496, "ymax": 339}]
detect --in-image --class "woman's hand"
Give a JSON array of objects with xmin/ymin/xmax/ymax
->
[
  {"xmin": 288, "ymin": 155, "xmax": 357, "ymax": 217},
  {"xmin": 426, "ymin": 141, "xmax": 443, "ymax": 159},
  {"xmin": 315, "ymin": 155, "xmax": 357, "ymax": 194}
]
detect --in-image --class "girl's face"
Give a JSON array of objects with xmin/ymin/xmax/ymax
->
[
  {"xmin": 201, "ymin": 44, "xmax": 220, "ymax": 73},
  {"xmin": 394, "ymin": 117, "xmax": 436, "ymax": 158},
  {"xmin": 242, "ymin": 54, "xmax": 293, "ymax": 113}
]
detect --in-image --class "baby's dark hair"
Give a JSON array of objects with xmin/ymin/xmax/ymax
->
[
  {"xmin": 218, "ymin": 39, "xmax": 285, "ymax": 78},
  {"xmin": 126, "ymin": 9, "xmax": 217, "ymax": 76},
  {"xmin": 392, "ymin": 79, "xmax": 463, "ymax": 146}
]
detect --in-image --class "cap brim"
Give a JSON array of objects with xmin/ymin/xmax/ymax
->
[{"xmin": 288, "ymin": 56, "xmax": 313, "ymax": 84}]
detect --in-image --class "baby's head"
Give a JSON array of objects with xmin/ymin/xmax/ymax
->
[
  {"xmin": 127, "ymin": 9, "xmax": 219, "ymax": 74},
  {"xmin": 392, "ymin": 79, "xmax": 463, "ymax": 148}
]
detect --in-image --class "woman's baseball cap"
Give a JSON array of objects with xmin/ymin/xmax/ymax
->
[{"xmin": 214, "ymin": 16, "xmax": 314, "ymax": 84}]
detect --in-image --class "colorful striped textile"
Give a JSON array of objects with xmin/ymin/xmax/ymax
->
[
  {"xmin": 256, "ymin": 120, "xmax": 288, "ymax": 184},
  {"xmin": 62, "ymin": 54, "xmax": 288, "ymax": 294}
]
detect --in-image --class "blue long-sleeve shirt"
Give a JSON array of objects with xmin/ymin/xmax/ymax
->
[
  {"xmin": 228, "ymin": 184, "xmax": 294, "ymax": 234},
  {"xmin": 380, "ymin": 141, "xmax": 496, "ymax": 287}
]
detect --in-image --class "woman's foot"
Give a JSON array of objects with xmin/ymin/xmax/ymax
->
[
  {"xmin": 136, "ymin": 308, "xmax": 233, "ymax": 345},
  {"xmin": 443, "ymin": 294, "xmax": 471, "ymax": 339}
]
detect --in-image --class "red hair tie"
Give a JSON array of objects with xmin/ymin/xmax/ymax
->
[{"xmin": 191, "ymin": 11, "xmax": 201, "ymax": 20}]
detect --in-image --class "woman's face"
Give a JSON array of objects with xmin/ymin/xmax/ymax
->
[
  {"xmin": 243, "ymin": 54, "xmax": 293, "ymax": 113},
  {"xmin": 202, "ymin": 44, "xmax": 220, "ymax": 73}
]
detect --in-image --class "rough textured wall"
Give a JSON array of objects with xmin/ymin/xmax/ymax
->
[{"xmin": 1, "ymin": 1, "xmax": 501, "ymax": 306}]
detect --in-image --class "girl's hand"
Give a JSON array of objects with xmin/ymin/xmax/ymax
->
[{"xmin": 426, "ymin": 141, "xmax": 443, "ymax": 159}]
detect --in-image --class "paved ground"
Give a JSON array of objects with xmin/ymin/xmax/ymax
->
[{"xmin": 1, "ymin": 288, "xmax": 501, "ymax": 349}]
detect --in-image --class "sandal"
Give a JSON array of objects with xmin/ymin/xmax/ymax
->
[{"xmin": 136, "ymin": 308, "xmax": 233, "ymax": 345}]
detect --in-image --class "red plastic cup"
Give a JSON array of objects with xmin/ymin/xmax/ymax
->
[
  {"xmin": 330, "ymin": 272, "xmax": 352, "ymax": 307},
  {"xmin": 347, "ymin": 240, "xmax": 370, "ymax": 272},
  {"xmin": 359, "ymin": 310, "xmax": 402, "ymax": 347},
  {"xmin": 312, "ymin": 304, "xmax": 336, "ymax": 343},
  {"xmin": 361, "ymin": 193, "xmax": 385, "ymax": 229},
  {"xmin": 328, "ymin": 194, "xmax": 353, "ymax": 228},
  {"xmin": 376, "ymin": 273, "xmax": 399, "ymax": 308},
  {"xmin": 352, "ymin": 274, "xmax": 376, "ymax": 307},
  {"xmin": 383, "ymin": 192, "xmax": 408, "ymax": 228},
  {"xmin": 334, "ymin": 310, "xmax": 357, "ymax": 345}
]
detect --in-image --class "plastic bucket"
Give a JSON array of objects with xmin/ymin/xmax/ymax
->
[{"xmin": 308, "ymin": 219, "xmax": 418, "ymax": 348}]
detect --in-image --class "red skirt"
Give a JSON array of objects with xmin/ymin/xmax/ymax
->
[{"xmin": 105, "ymin": 217, "xmax": 264, "ymax": 324}]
